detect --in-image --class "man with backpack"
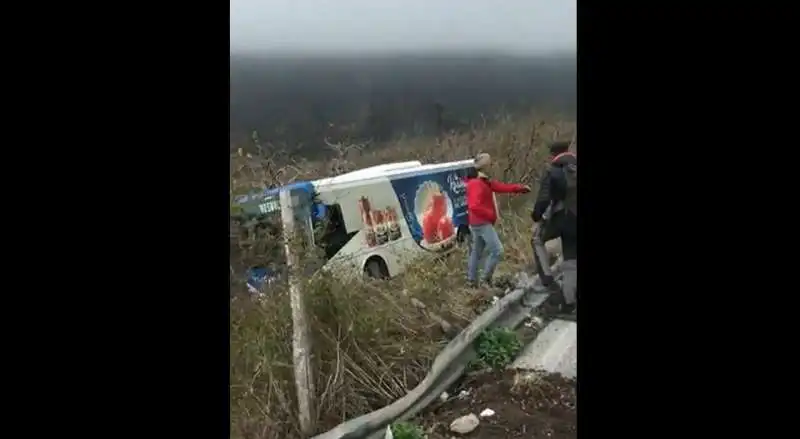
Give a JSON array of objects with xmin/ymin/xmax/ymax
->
[
  {"xmin": 465, "ymin": 153, "xmax": 531, "ymax": 289},
  {"xmin": 531, "ymin": 141, "xmax": 577, "ymax": 314}
]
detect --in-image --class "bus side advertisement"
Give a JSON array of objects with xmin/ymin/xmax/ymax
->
[{"xmin": 390, "ymin": 168, "xmax": 469, "ymax": 253}]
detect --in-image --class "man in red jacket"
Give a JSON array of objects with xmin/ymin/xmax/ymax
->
[{"xmin": 465, "ymin": 153, "xmax": 530, "ymax": 287}]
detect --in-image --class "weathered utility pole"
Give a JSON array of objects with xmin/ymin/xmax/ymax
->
[{"xmin": 279, "ymin": 189, "xmax": 315, "ymax": 436}]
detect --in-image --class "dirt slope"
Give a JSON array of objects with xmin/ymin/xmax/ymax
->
[{"xmin": 418, "ymin": 369, "xmax": 576, "ymax": 439}]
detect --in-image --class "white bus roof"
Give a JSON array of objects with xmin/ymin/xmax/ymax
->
[
  {"xmin": 312, "ymin": 160, "xmax": 423, "ymax": 187},
  {"xmin": 357, "ymin": 160, "xmax": 423, "ymax": 174},
  {"xmin": 390, "ymin": 159, "xmax": 474, "ymax": 179},
  {"xmin": 313, "ymin": 158, "xmax": 474, "ymax": 191}
]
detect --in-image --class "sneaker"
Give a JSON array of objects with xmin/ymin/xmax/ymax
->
[
  {"xmin": 538, "ymin": 300, "xmax": 561, "ymax": 318},
  {"xmin": 546, "ymin": 281, "xmax": 563, "ymax": 296},
  {"xmin": 555, "ymin": 304, "xmax": 577, "ymax": 321},
  {"xmin": 545, "ymin": 290, "xmax": 566, "ymax": 307},
  {"xmin": 539, "ymin": 274, "xmax": 556, "ymax": 288},
  {"xmin": 560, "ymin": 303, "xmax": 576, "ymax": 314}
]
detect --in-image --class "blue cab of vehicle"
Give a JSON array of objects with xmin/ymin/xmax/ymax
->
[{"xmin": 233, "ymin": 181, "xmax": 326, "ymax": 295}]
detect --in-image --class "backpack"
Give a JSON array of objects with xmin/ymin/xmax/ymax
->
[{"xmin": 552, "ymin": 152, "xmax": 577, "ymax": 215}]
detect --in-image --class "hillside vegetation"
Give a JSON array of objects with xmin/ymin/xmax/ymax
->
[
  {"xmin": 230, "ymin": 53, "xmax": 576, "ymax": 155},
  {"xmin": 230, "ymin": 112, "xmax": 576, "ymax": 439}
]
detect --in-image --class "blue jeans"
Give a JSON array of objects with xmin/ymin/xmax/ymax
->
[{"xmin": 467, "ymin": 224, "xmax": 504, "ymax": 283}]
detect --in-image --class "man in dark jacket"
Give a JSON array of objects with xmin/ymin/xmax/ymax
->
[
  {"xmin": 531, "ymin": 141, "xmax": 577, "ymax": 313},
  {"xmin": 465, "ymin": 153, "xmax": 530, "ymax": 288}
]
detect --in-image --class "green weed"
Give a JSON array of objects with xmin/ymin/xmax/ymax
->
[
  {"xmin": 474, "ymin": 327, "xmax": 523, "ymax": 369},
  {"xmin": 391, "ymin": 421, "xmax": 425, "ymax": 439}
]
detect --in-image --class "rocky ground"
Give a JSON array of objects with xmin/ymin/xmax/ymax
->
[
  {"xmin": 410, "ymin": 313, "xmax": 575, "ymax": 439},
  {"xmin": 416, "ymin": 368, "xmax": 576, "ymax": 438},
  {"xmin": 391, "ymin": 269, "xmax": 576, "ymax": 439}
]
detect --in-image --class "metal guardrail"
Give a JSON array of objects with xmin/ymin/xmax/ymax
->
[{"xmin": 312, "ymin": 267, "xmax": 558, "ymax": 439}]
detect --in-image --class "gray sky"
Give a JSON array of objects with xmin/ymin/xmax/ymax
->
[{"xmin": 230, "ymin": 0, "xmax": 576, "ymax": 54}]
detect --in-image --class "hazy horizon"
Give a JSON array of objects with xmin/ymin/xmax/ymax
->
[
  {"xmin": 230, "ymin": 0, "xmax": 576, "ymax": 148},
  {"xmin": 230, "ymin": 0, "xmax": 576, "ymax": 55}
]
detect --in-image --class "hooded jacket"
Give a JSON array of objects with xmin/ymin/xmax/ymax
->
[
  {"xmin": 465, "ymin": 172, "xmax": 528, "ymax": 226},
  {"xmin": 532, "ymin": 152, "xmax": 577, "ymax": 222},
  {"xmin": 532, "ymin": 152, "xmax": 577, "ymax": 261}
]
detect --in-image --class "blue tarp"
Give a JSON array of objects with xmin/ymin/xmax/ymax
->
[{"xmin": 246, "ymin": 266, "xmax": 278, "ymax": 293}]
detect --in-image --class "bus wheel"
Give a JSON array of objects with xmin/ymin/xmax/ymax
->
[{"xmin": 365, "ymin": 258, "xmax": 389, "ymax": 280}]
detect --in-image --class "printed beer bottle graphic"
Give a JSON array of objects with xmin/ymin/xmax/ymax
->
[
  {"xmin": 385, "ymin": 207, "xmax": 402, "ymax": 241},
  {"xmin": 358, "ymin": 197, "xmax": 378, "ymax": 247},
  {"xmin": 372, "ymin": 209, "xmax": 388, "ymax": 245}
]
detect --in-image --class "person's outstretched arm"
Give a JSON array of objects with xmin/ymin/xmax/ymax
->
[{"xmin": 488, "ymin": 179, "xmax": 530, "ymax": 194}]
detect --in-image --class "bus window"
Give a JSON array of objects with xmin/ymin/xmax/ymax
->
[{"xmin": 314, "ymin": 203, "xmax": 357, "ymax": 260}]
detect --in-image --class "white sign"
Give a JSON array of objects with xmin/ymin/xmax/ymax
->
[{"xmin": 258, "ymin": 198, "xmax": 280, "ymax": 214}]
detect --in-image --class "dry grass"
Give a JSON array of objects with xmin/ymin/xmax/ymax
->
[{"xmin": 230, "ymin": 111, "xmax": 576, "ymax": 439}]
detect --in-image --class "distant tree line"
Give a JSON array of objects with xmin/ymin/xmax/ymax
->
[{"xmin": 230, "ymin": 53, "xmax": 576, "ymax": 155}]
